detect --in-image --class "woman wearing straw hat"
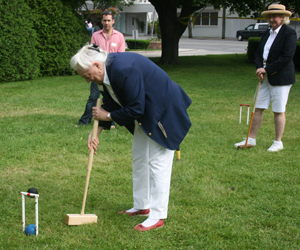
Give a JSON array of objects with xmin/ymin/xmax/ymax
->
[{"xmin": 235, "ymin": 4, "xmax": 297, "ymax": 152}]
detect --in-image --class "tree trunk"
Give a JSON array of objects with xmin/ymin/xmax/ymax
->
[
  {"xmin": 152, "ymin": 1, "xmax": 183, "ymax": 64},
  {"xmin": 159, "ymin": 12, "xmax": 182, "ymax": 64},
  {"xmin": 188, "ymin": 19, "xmax": 193, "ymax": 38},
  {"xmin": 222, "ymin": 8, "xmax": 226, "ymax": 39},
  {"xmin": 150, "ymin": 0, "xmax": 204, "ymax": 64}
]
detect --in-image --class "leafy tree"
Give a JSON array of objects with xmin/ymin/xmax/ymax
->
[
  {"xmin": 222, "ymin": 0, "xmax": 299, "ymax": 17},
  {"xmin": 279, "ymin": 0, "xmax": 300, "ymax": 16},
  {"xmin": 83, "ymin": 0, "xmax": 134, "ymax": 11},
  {"xmin": 82, "ymin": 0, "xmax": 134, "ymax": 24},
  {"xmin": 0, "ymin": 0, "xmax": 39, "ymax": 82},
  {"xmin": 150, "ymin": 0, "xmax": 300, "ymax": 64},
  {"xmin": 61, "ymin": 0, "xmax": 86, "ymax": 10}
]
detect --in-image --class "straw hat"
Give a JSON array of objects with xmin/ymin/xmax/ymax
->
[{"xmin": 261, "ymin": 4, "xmax": 292, "ymax": 17}]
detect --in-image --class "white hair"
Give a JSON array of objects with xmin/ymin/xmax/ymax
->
[
  {"xmin": 267, "ymin": 15, "xmax": 290, "ymax": 25},
  {"xmin": 70, "ymin": 44, "xmax": 108, "ymax": 71},
  {"xmin": 282, "ymin": 16, "xmax": 290, "ymax": 25}
]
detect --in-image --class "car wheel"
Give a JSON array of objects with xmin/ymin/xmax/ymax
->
[{"xmin": 237, "ymin": 34, "xmax": 243, "ymax": 41}]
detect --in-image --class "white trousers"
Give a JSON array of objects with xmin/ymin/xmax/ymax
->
[{"xmin": 132, "ymin": 121, "xmax": 174, "ymax": 219}]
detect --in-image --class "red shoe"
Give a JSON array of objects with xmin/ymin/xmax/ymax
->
[
  {"xmin": 133, "ymin": 219, "xmax": 164, "ymax": 231},
  {"xmin": 117, "ymin": 209, "xmax": 150, "ymax": 216}
]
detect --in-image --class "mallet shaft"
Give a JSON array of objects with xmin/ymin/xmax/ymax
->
[
  {"xmin": 245, "ymin": 81, "xmax": 261, "ymax": 147},
  {"xmin": 81, "ymin": 98, "xmax": 101, "ymax": 216}
]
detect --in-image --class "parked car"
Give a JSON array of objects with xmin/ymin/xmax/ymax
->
[{"xmin": 236, "ymin": 23, "xmax": 270, "ymax": 41}]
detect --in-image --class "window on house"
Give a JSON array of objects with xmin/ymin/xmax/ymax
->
[
  {"xmin": 195, "ymin": 12, "xmax": 218, "ymax": 26},
  {"xmin": 195, "ymin": 14, "xmax": 201, "ymax": 25},
  {"xmin": 202, "ymin": 13, "xmax": 209, "ymax": 25},
  {"xmin": 210, "ymin": 12, "xmax": 218, "ymax": 25}
]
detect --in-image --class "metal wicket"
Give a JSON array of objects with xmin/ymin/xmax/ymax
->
[
  {"xmin": 21, "ymin": 192, "xmax": 39, "ymax": 236},
  {"xmin": 239, "ymin": 104, "xmax": 250, "ymax": 125}
]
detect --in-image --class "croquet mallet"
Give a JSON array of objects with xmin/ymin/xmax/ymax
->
[
  {"xmin": 238, "ymin": 81, "xmax": 261, "ymax": 149},
  {"xmin": 65, "ymin": 98, "xmax": 102, "ymax": 225}
]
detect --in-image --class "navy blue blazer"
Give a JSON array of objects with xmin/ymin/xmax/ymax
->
[
  {"xmin": 254, "ymin": 25, "xmax": 297, "ymax": 86},
  {"xmin": 98, "ymin": 52, "xmax": 192, "ymax": 150}
]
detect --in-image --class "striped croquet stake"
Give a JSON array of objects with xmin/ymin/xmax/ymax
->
[{"xmin": 176, "ymin": 146, "xmax": 180, "ymax": 161}]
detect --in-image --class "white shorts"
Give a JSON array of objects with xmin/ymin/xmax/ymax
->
[{"xmin": 255, "ymin": 77, "xmax": 292, "ymax": 113}]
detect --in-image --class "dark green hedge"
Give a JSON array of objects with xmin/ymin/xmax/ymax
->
[
  {"xmin": 26, "ymin": 0, "xmax": 90, "ymax": 77},
  {"xmin": 294, "ymin": 41, "xmax": 300, "ymax": 70},
  {"xmin": 247, "ymin": 37, "xmax": 261, "ymax": 62},
  {"xmin": 0, "ymin": 0, "xmax": 90, "ymax": 82},
  {"xmin": 126, "ymin": 39, "xmax": 150, "ymax": 50},
  {"xmin": 0, "ymin": 0, "xmax": 39, "ymax": 82},
  {"xmin": 247, "ymin": 37, "xmax": 300, "ymax": 71}
]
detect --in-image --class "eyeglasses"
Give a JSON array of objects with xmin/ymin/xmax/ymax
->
[{"xmin": 88, "ymin": 44, "xmax": 100, "ymax": 53}]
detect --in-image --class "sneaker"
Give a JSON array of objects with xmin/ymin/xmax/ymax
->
[
  {"xmin": 267, "ymin": 141, "xmax": 283, "ymax": 152},
  {"xmin": 234, "ymin": 137, "xmax": 256, "ymax": 147}
]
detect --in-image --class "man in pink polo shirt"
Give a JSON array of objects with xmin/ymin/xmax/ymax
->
[
  {"xmin": 76, "ymin": 11, "xmax": 125, "ymax": 127},
  {"xmin": 92, "ymin": 11, "xmax": 125, "ymax": 52}
]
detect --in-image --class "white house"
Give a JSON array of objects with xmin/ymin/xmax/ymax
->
[
  {"xmin": 181, "ymin": 6, "xmax": 256, "ymax": 39},
  {"xmin": 118, "ymin": 0, "xmax": 155, "ymax": 36},
  {"xmin": 84, "ymin": 1, "xmax": 299, "ymax": 39},
  {"xmin": 82, "ymin": 0, "xmax": 155, "ymax": 36},
  {"xmin": 181, "ymin": 6, "xmax": 300, "ymax": 39}
]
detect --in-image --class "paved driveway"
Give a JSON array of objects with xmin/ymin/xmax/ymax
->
[{"xmin": 125, "ymin": 36, "xmax": 248, "ymax": 58}]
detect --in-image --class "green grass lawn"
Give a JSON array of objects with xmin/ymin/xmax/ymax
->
[{"xmin": 1, "ymin": 54, "xmax": 299, "ymax": 249}]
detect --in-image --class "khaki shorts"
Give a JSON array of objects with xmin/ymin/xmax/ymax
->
[{"xmin": 256, "ymin": 77, "xmax": 292, "ymax": 113}]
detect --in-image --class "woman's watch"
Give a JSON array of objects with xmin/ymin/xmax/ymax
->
[{"xmin": 107, "ymin": 112, "xmax": 111, "ymax": 121}]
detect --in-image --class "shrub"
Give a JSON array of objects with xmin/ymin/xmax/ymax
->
[
  {"xmin": 247, "ymin": 38, "xmax": 300, "ymax": 71},
  {"xmin": 126, "ymin": 39, "xmax": 150, "ymax": 50},
  {"xmin": 0, "ymin": 0, "xmax": 39, "ymax": 82},
  {"xmin": 156, "ymin": 18, "xmax": 161, "ymax": 39},
  {"xmin": 294, "ymin": 41, "xmax": 300, "ymax": 71},
  {"xmin": 247, "ymin": 37, "xmax": 260, "ymax": 62},
  {"xmin": 147, "ymin": 20, "xmax": 160, "ymax": 35},
  {"xmin": 26, "ymin": 0, "xmax": 90, "ymax": 77}
]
